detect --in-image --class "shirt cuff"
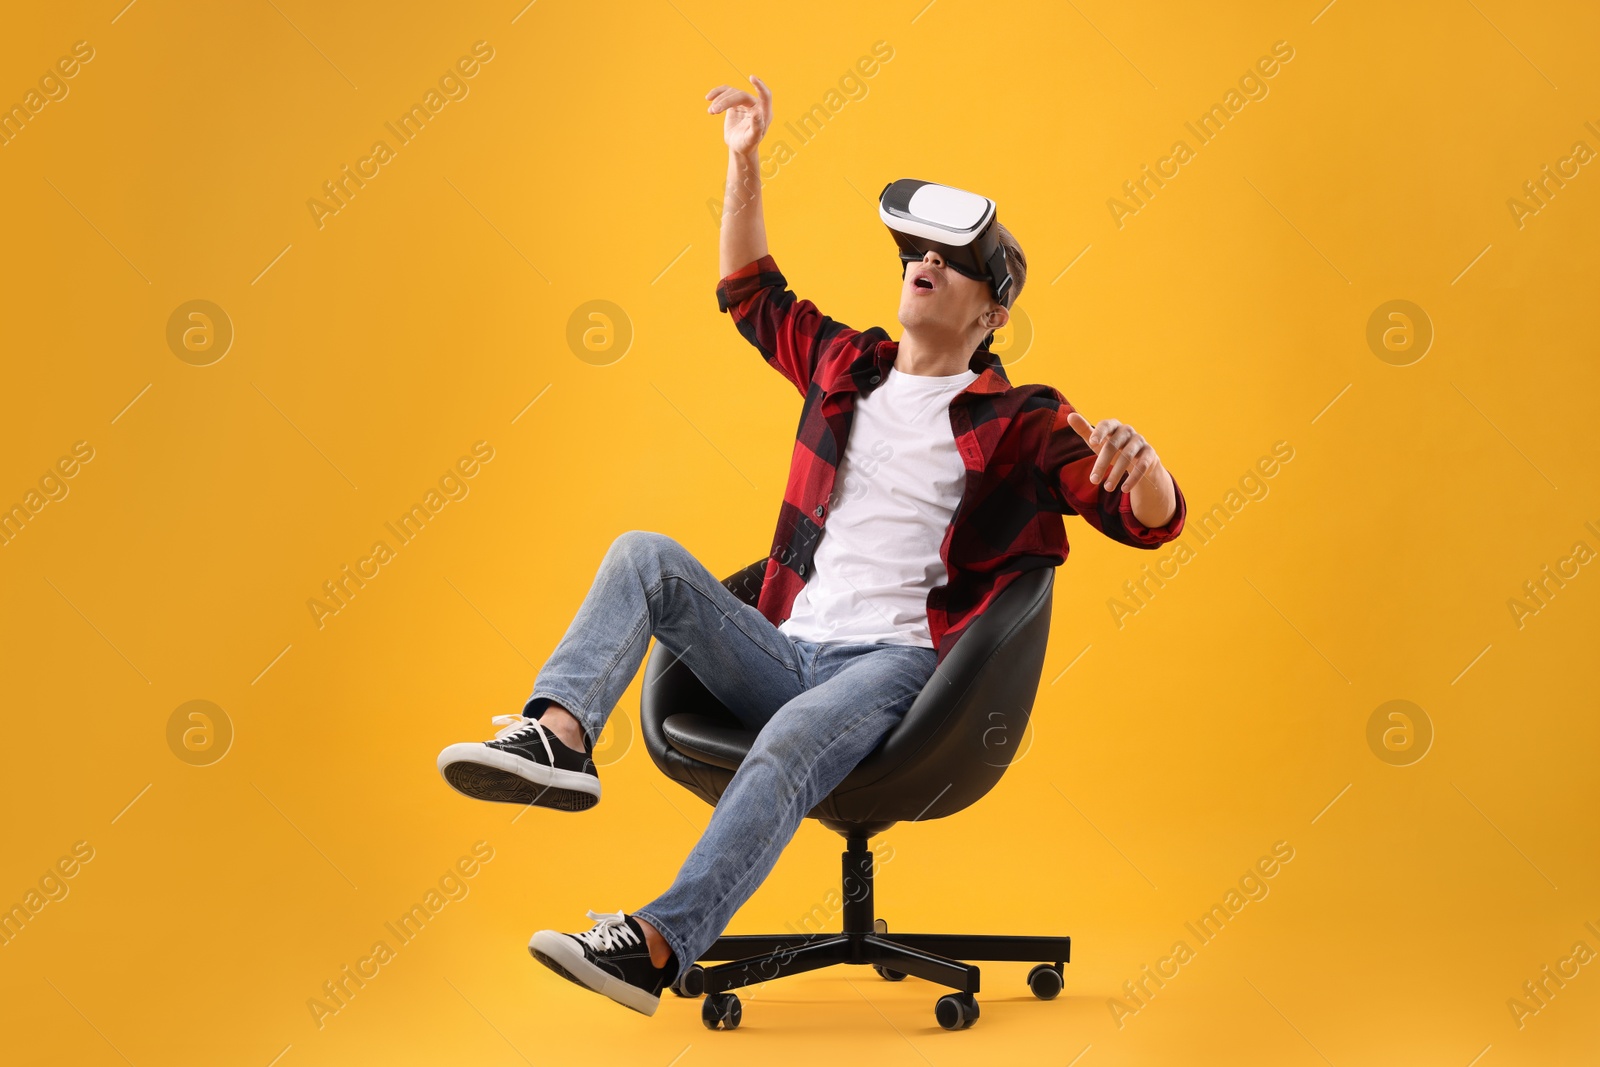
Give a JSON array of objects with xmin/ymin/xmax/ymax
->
[{"xmin": 717, "ymin": 254, "xmax": 781, "ymax": 313}]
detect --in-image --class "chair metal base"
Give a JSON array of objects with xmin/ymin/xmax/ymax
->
[{"xmin": 676, "ymin": 832, "xmax": 1070, "ymax": 998}]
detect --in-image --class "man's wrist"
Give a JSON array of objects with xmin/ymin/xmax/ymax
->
[
  {"xmin": 1127, "ymin": 462, "xmax": 1176, "ymax": 528},
  {"xmin": 724, "ymin": 151, "xmax": 761, "ymax": 214}
]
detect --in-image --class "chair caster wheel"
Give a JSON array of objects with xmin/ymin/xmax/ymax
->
[
  {"xmin": 701, "ymin": 991, "xmax": 741, "ymax": 1030},
  {"xmin": 935, "ymin": 992, "xmax": 979, "ymax": 1030},
  {"xmin": 873, "ymin": 964, "xmax": 907, "ymax": 982},
  {"xmin": 1027, "ymin": 963, "xmax": 1064, "ymax": 1000},
  {"xmin": 673, "ymin": 964, "xmax": 705, "ymax": 997}
]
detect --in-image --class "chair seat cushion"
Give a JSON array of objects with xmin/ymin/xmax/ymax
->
[{"xmin": 661, "ymin": 714, "xmax": 757, "ymax": 771}]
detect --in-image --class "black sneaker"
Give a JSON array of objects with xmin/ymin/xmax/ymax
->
[
  {"xmin": 436, "ymin": 714, "xmax": 600, "ymax": 811},
  {"xmin": 529, "ymin": 910, "xmax": 679, "ymax": 1016}
]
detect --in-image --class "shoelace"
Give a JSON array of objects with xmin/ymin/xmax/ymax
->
[
  {"xmin": 574, "ymin": 909, "xmax": 639, "ymax": 953},
  {"xmin": 489, "ymin": 714, "xmax": 556, "ymax": 766}
]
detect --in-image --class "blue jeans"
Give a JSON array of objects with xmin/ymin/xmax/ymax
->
[{"xmin": 521, "ymin": 529, "xmax": 938, "ymax": 973}]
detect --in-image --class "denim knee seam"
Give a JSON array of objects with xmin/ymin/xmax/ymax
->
[
  {"xmin": 668, "ymin": 689, "xmax": 913, "ymax": 962},
  {"xmin": 769, "ymin": 689, "xmax": 913, "ymax": 811},
  {"xmin": 573, "ymin": 606, "xmax": 651, "ymax": 735},
  {"xmin": 566, "ymin": 538, "xmax": 667, "ymax": 725}
]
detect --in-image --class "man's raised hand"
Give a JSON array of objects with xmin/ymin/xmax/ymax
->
[
  {"xmin": 1066, "ymin": 410, "xmax": 1164, "ymax": 494},
  {"xmin": 706, "ymin": 76, "xmax": 771, "ymax": 156}
]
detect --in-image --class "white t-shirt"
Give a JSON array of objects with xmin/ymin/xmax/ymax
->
[{"xmin": 779, "ymin": 364, "xmax": 979, "ymax": 647}]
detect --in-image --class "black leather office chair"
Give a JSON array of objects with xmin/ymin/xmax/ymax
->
[{"xmin": 640, "ymin": 557, "xmax": 1069, "ymax": 1030}]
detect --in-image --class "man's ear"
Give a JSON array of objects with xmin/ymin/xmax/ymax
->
[{"xmin": 984, "ymin": 305, "xmax": 1010, "ymax": 332}]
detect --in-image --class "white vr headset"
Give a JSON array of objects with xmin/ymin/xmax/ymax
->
[{"xmin": 878, "ymin": 177, "xmax": 1016, "ymax": 309}]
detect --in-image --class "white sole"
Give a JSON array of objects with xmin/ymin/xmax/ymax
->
[
  {"xmin": 436, "ymin": 744, "xmax": 601, "ymax": 810},
  {"xmin": 528, "ymin": 931, "xmax": 661, "ymax": 1016}
]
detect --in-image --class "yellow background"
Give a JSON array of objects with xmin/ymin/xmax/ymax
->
[{"xmin": 2, "ymin": 1, "xmax": 1596, "ymax": 1063}]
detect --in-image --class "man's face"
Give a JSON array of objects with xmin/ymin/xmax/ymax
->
[{"xmin": 896, "ymin": 249, "xmax": 1007, "ymax": 349}]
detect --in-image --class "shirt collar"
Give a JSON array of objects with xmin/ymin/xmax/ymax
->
[{"xmin": 873, "ymin": 338, "xmax": 1011, "ymax": 395}]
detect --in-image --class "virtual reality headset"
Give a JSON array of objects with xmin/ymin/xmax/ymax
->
[{"xmin": 878, "ymin": 177, "xmax": 1015, "ymax": 308}]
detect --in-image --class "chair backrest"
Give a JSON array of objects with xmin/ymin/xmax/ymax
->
[{"xmin": 641, "ymin": 557, "xmax": 1054, "ymax": 834}]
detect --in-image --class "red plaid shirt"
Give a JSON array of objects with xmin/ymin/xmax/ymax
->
[{"xmin": 718, "ymin": 254, "xmax": 1188, "ymax": 666}]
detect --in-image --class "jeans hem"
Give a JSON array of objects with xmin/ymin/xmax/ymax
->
[
  {"xmin": 523, "ymin": 687, "xmax": 600, "ymax": 750},
  {"xmin": 629, "ymin": 907, "xmax": 689, "ymax": 976}
]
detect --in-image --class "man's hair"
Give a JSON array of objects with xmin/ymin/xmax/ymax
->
[
  {"xmin": 974, "ymin": 222, "xmax": 1026, "ymax": 356},
  {"xmin": 994, "ymin": 221, "xmax": 1026, "ymax": 309}
]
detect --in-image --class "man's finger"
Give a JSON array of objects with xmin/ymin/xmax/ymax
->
[
  {"xmin": 1090, "ymin": 444, "xmax": 1119, "ymax": 485},
  {"xmin": 707, "ymin": 87, "xmax": 751, "ymax": 113},
  {"xmin": 1087, "ymin": 438, "xmax": 1112, "ymax": 484},
  {"xmin": 1066, "ymin": 410, "xmax": 1096, "ymax": 444},
  {"xmin": 1089, "ymin": 427, "xmax": 1134, "ymax": 485},
  {"xmin": 1119, "ymin": 457, "xmax": 1152, "ymax": 493},
  {"xmin": 752, "ymin": 75, "xmax": 771, "ymax": 113},
  {"xmin": 1104, "ymin": 441, "xmax": 1144, "ymax": 492}
]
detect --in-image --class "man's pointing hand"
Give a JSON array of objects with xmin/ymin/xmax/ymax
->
[{"xmin": 1066, "ymin": 410, "xmax": 1164, "ymax": 494}]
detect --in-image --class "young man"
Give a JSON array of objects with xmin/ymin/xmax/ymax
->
[{"xmin": 435, "ymin": 75, "xmax": 1187, "ymax": 1017}]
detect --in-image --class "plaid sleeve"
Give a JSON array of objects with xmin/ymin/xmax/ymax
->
[
  {"xmin": 1035, "ymin": 387, "xmax": 1187, "ymax": 548},
  {"xmin": 717, "ymin": 254, "xmax": 861, "ymax": 395}
]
